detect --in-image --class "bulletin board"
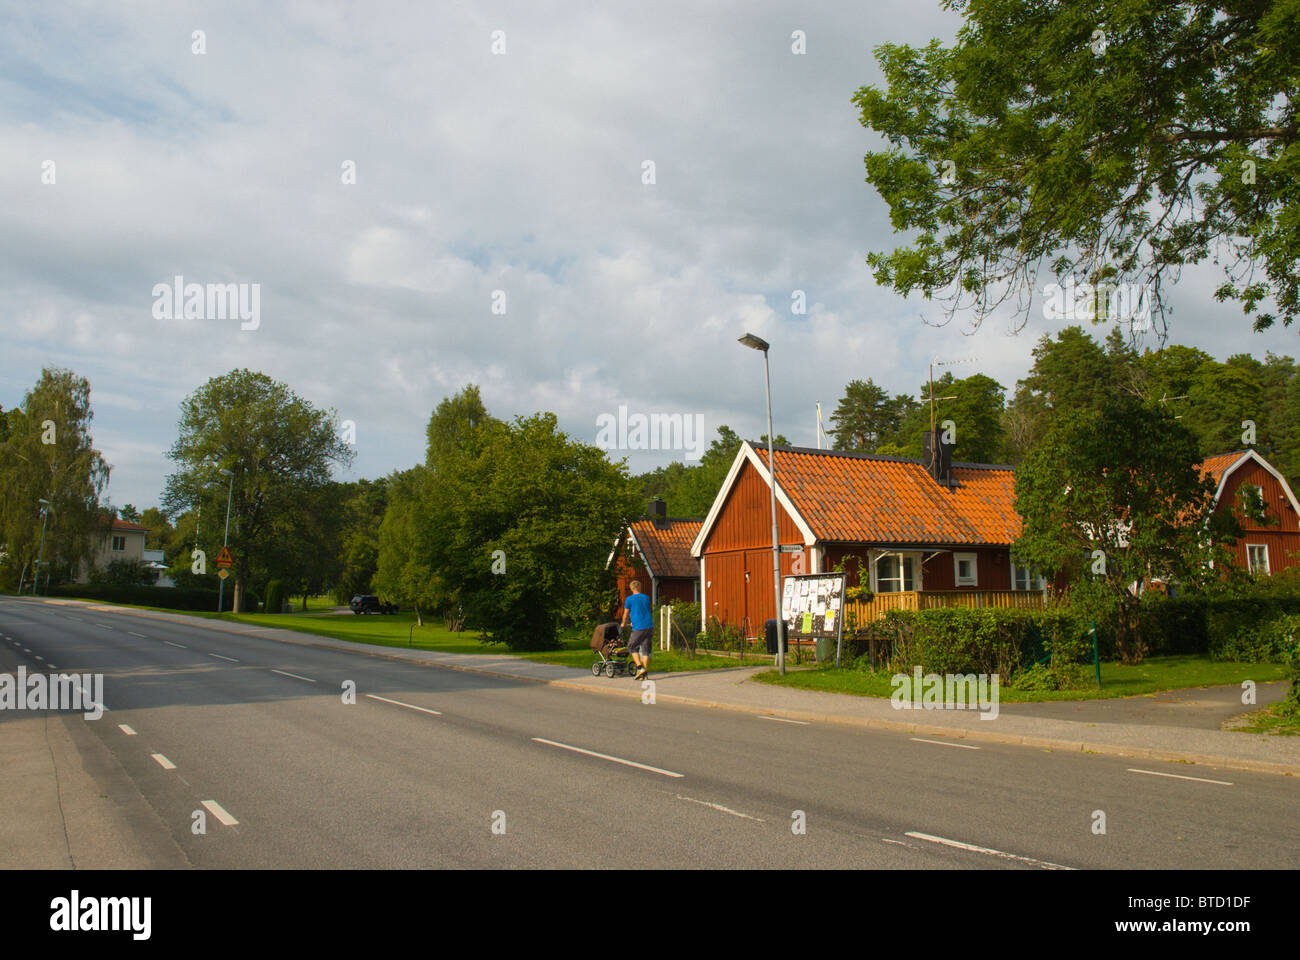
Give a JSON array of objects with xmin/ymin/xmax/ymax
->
[{"xmin": 780, "ymin": 572, "xmax": 846, "ymax": 665}]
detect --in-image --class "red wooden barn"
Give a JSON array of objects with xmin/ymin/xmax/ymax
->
[
  {"xmin": 690, "ymin": 438, "xmax": 1040, "ymax": 632},
  {"xmin": 1201, "ymin": 449, "xmax": 1300, "ymax": 574}
]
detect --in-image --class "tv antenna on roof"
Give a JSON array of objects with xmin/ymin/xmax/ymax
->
[{"xmin": 922, "ymin": 356, "xmax": 979, "ymax": 455}]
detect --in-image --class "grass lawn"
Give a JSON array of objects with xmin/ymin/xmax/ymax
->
[
  {"xmin": 42, "ymin": 598, "xmax": 741, "ymax": 673},
  {"xmin": 751, "ymin": 655, "xmax": 1291, "ymax": 702}
]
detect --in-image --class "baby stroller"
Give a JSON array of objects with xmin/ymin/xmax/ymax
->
[{"xmin": 590, "ymin": 622, "xmax": 635, "ymax": 678}]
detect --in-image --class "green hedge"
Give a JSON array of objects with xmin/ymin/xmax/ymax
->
[
  {"xmin": 48, "ymin": 582, "xmax": 260, "ymax": 612},
  {"xmin": 849, "ymin": 606, "xmax": 1089, "ymax": 686},
  {"xmin": 264, "ymin": 580, "xmax": 285, "ymax": 615}
]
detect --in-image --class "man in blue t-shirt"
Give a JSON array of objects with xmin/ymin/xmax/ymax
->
[{"xmin": 620, "ymin": 580, "xmax": 654, "ymax": 679}]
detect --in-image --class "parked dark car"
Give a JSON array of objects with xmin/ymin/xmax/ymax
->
[{"xmin": 350, "ymin": 595, "xmax": 397, "ymax": 615}]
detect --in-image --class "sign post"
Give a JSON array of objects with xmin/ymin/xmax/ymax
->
[{"xmin": 215, "ymin": 545, "xmax": 233, "ymax": 612}]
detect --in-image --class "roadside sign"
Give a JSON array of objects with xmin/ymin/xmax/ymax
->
[
  {"xmin": 215, "ymin": 546, "xmax": 233, "ymax": 568},
  {"xmin": 779, "ymin": 544, "xmax": 804, "ymax": 553},
  {"xmin": 217, "ymin": 569, "xmax": 230, "ymax": 581}
]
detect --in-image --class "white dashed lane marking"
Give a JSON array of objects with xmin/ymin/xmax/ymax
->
[
  {"xmin": 118, "ymin": 724, "xmax": 137, "ymax": 736},
  {"xmin": 676, "ymin": 795, "xmax": 765, "ymax": 821},
  {"xmin": 905, "ymin": 832, "xmax": 1074, "ymax": 870},
  {"xmin": 758, "ymin": 715, "xmax": 810, "ymax": 725},
  {"xmin": 152, "ymin": 754, "xmax": 176, "ymax": 770},
  {"xmin": 201, "ymin": 800, "xmax": 239, "ymax": 826},
  {"xmin": 531, "ymin": 737, "xmax": 684, "ymax": 778},
  {"xmin": 164, "ymin": 641, "xmax": 188, "ymax": 649},
  {"xmin": 271, "ymin": 669, "xmax": 316, "ymax": 683},
  {"xmin": 1127, "ymin": 768, "xmax": 1233, "ymax": 786},
  {"xmin": 365, "ymin": 694, "xmax": 441, "ymax": 715},
  {"xmin": 207, "ymin": 653, "xmax": 239, "ymax": 662},
  {"xmin": 911, "ymin": 737, "xmax": 980, "ymax": 750}
]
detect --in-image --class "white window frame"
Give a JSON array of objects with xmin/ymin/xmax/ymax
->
[
  {"xmin": 1247, "ymin": 544, "xmax": 1270, "ymax": 575},
  {"xmin": 871, "ymin": 551, "xmax": 919, "ymax": 593},
  {"xmin": 1010, "ymin": 560, "xmax": 1046, "ymax": 592},
  {"xmin": 953, "ymin": 552, "xmax": 978, "ymax": 587}
]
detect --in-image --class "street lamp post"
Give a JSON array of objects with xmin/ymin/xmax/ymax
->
[
  {"xmin": 33, "ymin": 499, "xmax": 51, "ymax": 596},
  {"xmin": 738, "ymin": 332, "xmax": 786, "ymax": 676},
  {"xmin": 217, "ymin": 469, "xmax": 234, "ymax": 614}
]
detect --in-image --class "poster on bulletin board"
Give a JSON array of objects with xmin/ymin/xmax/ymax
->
[{"xmin": 780, "ymin": 572, "xmax": 846, "ymax": 665}]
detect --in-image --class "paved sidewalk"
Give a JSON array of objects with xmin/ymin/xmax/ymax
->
[{"xmin": 22, "ymin": 597, "xmax": 1300, "ymax": 778}]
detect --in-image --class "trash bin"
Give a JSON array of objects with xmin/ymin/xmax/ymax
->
[{"xmin": 764, "ymin": 618, "xmax": 779, "ymax": 655}]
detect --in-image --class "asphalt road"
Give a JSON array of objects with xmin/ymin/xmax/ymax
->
[{"xmin": 2, "ymin": 596, "xmax": 1297, "ymax": 869}]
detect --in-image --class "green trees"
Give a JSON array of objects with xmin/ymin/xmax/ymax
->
[
  {"xmin": 0, "ymin": 368, "xmax": 111, "ymax": 591},
  {"xmin": 377, "ymin": 388, "xmax": 641, "ymax": 649},
  {"xmin": 854, "ymin": 0, "xmax": 1300, "ymax": 334},
  {"xmin": 1013, "ymin": 398, "xmax": 1234, "ymax": 664},
  {"xmin": 160, "ymin": 369, "xmax": 354, "ymax": 612}
]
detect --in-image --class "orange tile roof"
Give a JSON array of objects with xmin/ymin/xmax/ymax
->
[
  {"xmin": 752, "ymin": 446, "xmax": 1019, "ymax": 546},
  {"xmin": 1199, "ymin": 451, "xmax": 1249, "ymax": 489},
  {"xmin": 629, "ymin": 518, "xmax": 702, "ymax": 579},
  {"xmin": 111, "ymin": 518, "xmax": 151, "ymax": 534}
]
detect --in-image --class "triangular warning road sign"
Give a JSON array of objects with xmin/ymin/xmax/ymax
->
[{"xmin": 216, "ymin": 546, "xmax": 233, "ymax": 568}]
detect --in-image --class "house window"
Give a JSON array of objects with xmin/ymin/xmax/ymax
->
[
  {"xmin": 111, "ymin": 535, "xmax": 126, "ymax": 552},
  {"xmin": 1011, "ymin": 562, "xmax": 1045, "ymax": 591},
  {"xmin": 1247, "ymin": 544, "xmax": 1270, "ymax": 575},
  {"xmin": 875, "ymin": 553, "xmax": 914, "ymax": 592},
  {"xmin": 954, "ymin": 553, "xmax": 978, "ymax": 587}
]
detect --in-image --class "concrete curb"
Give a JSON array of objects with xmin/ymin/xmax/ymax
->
[{"xmin": 22, "ymin": 597, "xmax": 1300, "ymax": 778}]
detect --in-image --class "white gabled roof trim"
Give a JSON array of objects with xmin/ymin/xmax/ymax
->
[
  {"xmin": 690, "ymin": 442, "xmax": 817, "ymax": 557},
  {"xmin": 1211, "ymin": 450, "xmax": 1300, "ymax": 520}
]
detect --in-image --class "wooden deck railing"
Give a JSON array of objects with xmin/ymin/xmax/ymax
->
[{"xmin": 844, "ymin": 590, "xmax": 1044, "ymax": 625}]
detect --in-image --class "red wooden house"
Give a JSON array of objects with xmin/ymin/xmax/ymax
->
[
  {"xmin": 1201, "ymin": 449, "xmax": 1300, "ymax": 575},
  {"xmin": 690, "ymin": 438, "xmax": 1041, "ymax": 632},
  {"xmin": 608, "ymin": 501, "xmax": 702, "ymax": 610}
]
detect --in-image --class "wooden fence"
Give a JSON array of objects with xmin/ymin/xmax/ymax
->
[{"xmin": 843, "ymin": 590, "xmax": 1045, "ymax": 626}]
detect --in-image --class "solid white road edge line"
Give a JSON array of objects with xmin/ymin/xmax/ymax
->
[
  {"xmin": 1127, "ymin": 768, "xmax": 1233, "ymax": 785},
  {"xmin": 758, "ymin": 715, "xmax": 810, "ymax": 725},
  {"xmin": 271, "ymin": 669, "xmax": 316, "ymax": 683},
  {"xmin": 905, "ymin": 832, "xmax": 1075, "ymax": 870},
  {"xmin": 676, "ymin": 795, "xmax": 765, "ymax": 821},
  {"xmin": 531, "ymin": 737, "xmax": 684, "ymax": 778},
  {"xmin": 911, "ymin": 737, "xmax": 980, "ymax": 750},
  {"xmin": 365, "ymin": 694, "xmax": 442, "ymax": 715},
  {"xmin": 201, "ymin": 800, "xmax": 239, "ymax": 826},
  {"xmin": 152, "ymin": 754, "xmax": 176, "ymax": 770}
]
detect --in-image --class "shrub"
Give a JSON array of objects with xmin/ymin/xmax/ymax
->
[
  {"xmin": 264, "ymin": 580, "xmax": 285, "ymax": 615},
  {"xmin": 1011, "ymin": 662, "xmax": 1091, "ymax": 691}
]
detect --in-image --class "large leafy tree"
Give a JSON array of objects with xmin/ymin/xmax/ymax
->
[
  {"xmin": 0, "ymin": 369, "xmax": 110, "ymax": 590},
  {"xmin": 161, "ymin": 369, "xmax": 354, "ymax": 611},
  {"xmin": 373, "ymin": 468, "xmax": 441, "ymax": 625},
  {"xmin": 1014, "ymin": 397, "xmax": 1235, "ymax": 663},
  {"xmin": 855, "ymin": 0, "xmax": 1300, "ymax": 335},
  {"xmin": 425, "ymin": 384, "xmax": 495, "ymax": 471},
  {"xmin": 426, "ymin": 411, "xmax": 642, "ymax": 650}
]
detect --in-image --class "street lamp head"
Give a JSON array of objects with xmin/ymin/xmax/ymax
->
[
  {"xmin": 38, "ymin": 498, "xmax": 50, "ymax": 506},
  {"xmin": 219, "ymin": 468, "xmax": 234, "ymax": 478},
  {"xmin": 738, "ymin": 333, "xmax": 770, "ymax": 353}
]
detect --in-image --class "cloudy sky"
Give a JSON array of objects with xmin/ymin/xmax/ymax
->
[{"xmin": 3, "ymin": 1, "xmax": 1294, "ymax": 510}]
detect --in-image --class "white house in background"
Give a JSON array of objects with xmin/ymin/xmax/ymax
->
[
  {"xmin": 143, "ymin": 549, "xmax": 175, "ymax": 587},
  {"xmin": 75, "ymin": 517, "xmax": 150, "ymax": 583}
]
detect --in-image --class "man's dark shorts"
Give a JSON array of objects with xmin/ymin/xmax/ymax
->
[{"xmin": 628, "ymin": 628, "xmax": 653, "ymax": 657}]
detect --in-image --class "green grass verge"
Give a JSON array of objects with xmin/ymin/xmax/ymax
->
[
  {"xmin": 1225, "ymin": 700, "xmax": 1300, "ymax": 736},
  {"xmin": 751, "ymin": 655, "xmax": 1290, "ymax": 702},
  {"xmin": 36, "ymin": 597, "xmax": 740, "ymax": 672}
]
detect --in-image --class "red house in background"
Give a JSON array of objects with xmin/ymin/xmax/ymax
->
[
  {"xmin": 608, "ymin": 501, "xmax": 702, "ymax": 611},
  {"xmin": 1201, "ymin": 449, "xmax": 1300, "ymax": 575},
  {"xmin": 690, "ymin": 439, "xmax": 1042, "ymax": 633}
]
